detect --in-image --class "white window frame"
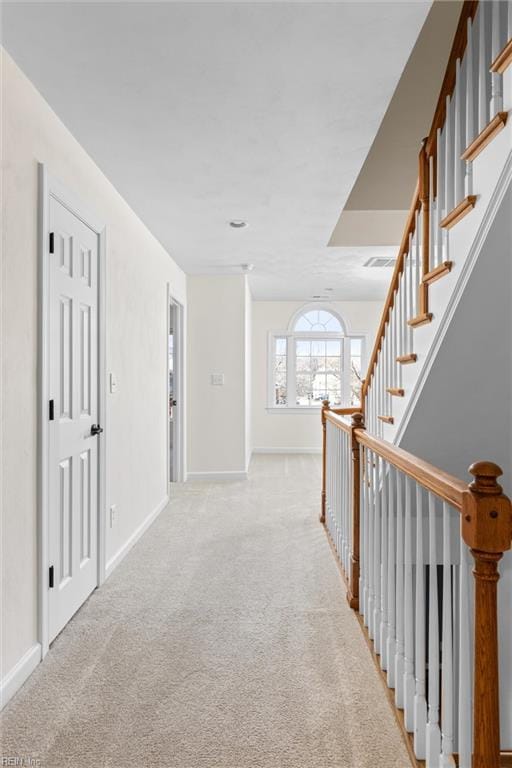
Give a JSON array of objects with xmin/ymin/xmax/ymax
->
[{"xmin": 266, "ymin": 306, "xmax": 368, "ymax": 413}]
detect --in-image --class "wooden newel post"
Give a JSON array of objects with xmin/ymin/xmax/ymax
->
[
  {"xmin": 320, "ymin": 400, "xmax": 330, "ymax": 524},
  {"xmin": 461, "ymin": 462, "xmax": 512, "ymax": 768},
  {"xmin": 347, "ymin": 412, "xmax": 364, "ymax": 611}
]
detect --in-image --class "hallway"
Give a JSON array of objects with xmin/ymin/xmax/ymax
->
[{"xmin": 1, "ymin": 455, "xmax": 410, "ymax": 768}]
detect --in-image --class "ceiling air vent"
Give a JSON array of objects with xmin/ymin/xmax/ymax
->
[{"xmin": 363, "ymin": 257, "xmax": 397, "ymax": 268}]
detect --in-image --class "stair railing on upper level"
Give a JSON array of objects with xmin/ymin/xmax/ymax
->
[
  {"xmin": 320, "ymin": 402, "xmax": 512, "ymax": 768},
  {"xmin": 362, "ymin": 0, "xmax": 512, "ymax": 437}
]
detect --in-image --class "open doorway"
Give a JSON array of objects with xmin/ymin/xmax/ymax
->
[{"xmin": 168, "ymin": 290, "xmax": 184, "ymax": 484}]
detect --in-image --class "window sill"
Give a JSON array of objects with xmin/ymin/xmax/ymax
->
[{"xmin": 266, "ymin": 406, "xmax": 323, "ymax": 414}]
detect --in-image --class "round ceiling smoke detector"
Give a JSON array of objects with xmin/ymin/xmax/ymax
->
[{"xmin": 229, "ymin": 220, "xmax": 247, "ymax": 229}]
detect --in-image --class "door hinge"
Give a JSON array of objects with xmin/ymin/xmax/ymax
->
[
  {"xmin": 49, "ymin": 399, "xmax": 54, "ymax": 421},
  {"xmin": 49, "ymin": 232, "xmax": 54, "ymax": 254},
  {"xmin": 49, "ymin": 565, "xmax": 54, "ymax": 589}
]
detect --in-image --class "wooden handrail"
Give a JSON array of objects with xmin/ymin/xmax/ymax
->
[
  {"xmin": 325, "ymin": 410, "xmax": 352, "ymax": 433},
  {"xmin": 362, "ymin": 1, "xmax": 479, "ymax": 403},
  {"xmin": 324, "ymin": 404, "xmax": 467, "ymax": 508},
  {"xmin": 426, "ymin": 1, "xmax": 479, "ymax": 157},
  {"xmin": 331, "ymin": 406, "xmax": 360, "ymax": 416},
  {"xmin": 355, "ymin": 429, "xmax": 467, "ymax": 509},
  {"xmin": 362, "ymin": 182, "xmax": 420, "ymax": 398}
]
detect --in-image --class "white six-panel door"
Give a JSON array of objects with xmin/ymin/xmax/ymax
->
[{"xmin": 48, "ymin": 195, "xmax": 100, "ymax": 642}]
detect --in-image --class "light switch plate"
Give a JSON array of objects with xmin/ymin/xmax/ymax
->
[{"xmin": 210, "ymin": 373, "xmax": 224, "ymax": 386}]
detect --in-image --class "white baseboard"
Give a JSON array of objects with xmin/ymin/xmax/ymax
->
[
  {"xmin": 252, "ymin": 447, "xmax": 322, "ymax": 455},
  {"xmin": 1, "ymin": 643, "xmax": 41, "ymax": 711},
  {"xmin": 187, "ymin": 470, "xmax": 248, "ymax": 482},
  {"xmin": 105, "ymin": 495, "xmax": 169, "ymax": 579}
]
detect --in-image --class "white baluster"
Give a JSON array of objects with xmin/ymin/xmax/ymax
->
[
  {"xmin": 331, "ymin": 425, "xmax": 335, "ymax": 539},
  {"xmin": 360, "ymin": 445, "xmax": 366, "ymax": 616},
  {"xmin": 340, "ymin": 430, "xmax": 344, "ymax": 567},
  {"xmin": 398, "ymin": 271, "xmax": 405, "ymax": 387},
  {"xmin": 335, "ymin": 426, "xmax": 339, "ymax": 555},
  {"xmin": 490, "ymin": 0, "xmax": 504, "ymax": 115},
  {"xmin": 453, "ymin": 57, "xmax": 464, "ymax": 207},
  {"xmin": 407, "ymin": 241, "xmax": 413, "ymax": 333},
  {"xmin": 414, "ymin": 484, "xmax": 427, "ymax": 760},
  {"xmin": 403, "ymin": 475, "xmax": 415, "ymax": 731},
  {"xmin": 390, "ymin": 302, "xmax": 395, "ymax": 391},
  {"xmin": 445, "ymin": 94, "xmax": 454, "ymax": 215},
  {"xmin": 339, "ymin": 429, "xmax": 343, "ymax": 565},
  {"xmin": 386, "ymin": 324, "xmax": 392, "ymax": 410},
  {"xmin": 367, "ymin": 449, "xmax": 375, "ymax": 636},
  {"xmin": 412, "ymin": 222, "xmax": 418, "ymax": 318},
  {"xmin": 336, "ymin": 427, "xmax": 340, "ymax": 560},
  {"xmin": 398, "ymin": 286, "xmax": 402, "ymax": 378},
  {"xmin": 416, "ymin": 211, "xmax": 422, "ymax": 317},
  {"xmin": 383, "ymin": 333, "xmax": 388, "ymax": 416},
  {"xmin": 429, "ymin": 153, "xmax": 437, "ymax": 269},
  {"xmin": 380, "ymin": 347, "xmax": 384, "ymax": 432},
  {"xmin": 478, "ymin": 1, "xmax": 490, "ymax": 133},
  {"xmin": 409, "ymin": 235, "xmax": 415, "ymax": 350},
  {"xmin": 426, "ymin": 493, "xmax": 441, "ymax": 767},
  {"xmin": 387, "ymin": 465, "xmax": 396, "ymax": 689},
  {"xmin": 458, "ymin": 539, "xmax": 473, "ymax": 768},
  {"xmin": 380, "ymin": 461, "xmax": 389, "ymax": 670},
  {"xmin": 373, "ymin": 455, "xmax": 382, "ymax": 653},
  {"xmin": 436, "ymin": 126, "xmax": 446, "ymax": 265},
  {"xmin": 465, "ymin": 16, "xmax": 475, "ymax": 197},
  {"xmin": 440, "ymin": 503, "xmax": 454, "ymax": 768},
  {"xmin": 341, "ymin": 430, "xmax": 345, "ymax": 566},
  {"xmin": 395, "ymin": 470, "xmax": 404, "ymax": 707},
  {"xmin": 347, "ymin": 431, "xmax": 352, "ymax": 574}
]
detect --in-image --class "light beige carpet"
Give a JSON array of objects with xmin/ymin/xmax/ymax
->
[{"xmin": 1, "ymin": 454, "xmax": 411, "ymax": 768}]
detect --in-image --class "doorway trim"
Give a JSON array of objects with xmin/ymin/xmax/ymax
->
[
  {"xmin": 38, "ymin": 164, "xmax": 107, "ymax": 657},
  {"xmin": 167, "ymin": 285, "xmax": 185, "ymax": 484}
]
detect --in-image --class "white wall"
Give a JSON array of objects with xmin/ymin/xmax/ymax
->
[
  {"xmin": 1, "ymin": 50, "xmax": 186, "ymax": 698},
  {"xmin": 187, "ymin": 274, "xmax": 250, "ymax": 478},
  {"xmin": 251, "ymin": 300, "xmax": 382, "ymax": 452}
]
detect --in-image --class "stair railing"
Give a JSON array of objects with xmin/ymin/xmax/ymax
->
[
  {"xmin": 362, "ymin": 0, "xmax": 512, "ymax": 437},
  {"xmin": 321, "ymin": 401, "xmax": 512, "ymax": 768}
]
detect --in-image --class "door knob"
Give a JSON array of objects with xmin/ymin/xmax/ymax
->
[{"xmin": 90, "ymin": 424, "xmax": 103, "ymax": 436}]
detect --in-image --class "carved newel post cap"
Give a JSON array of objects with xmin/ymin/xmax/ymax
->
[
  {"xmin": 351, "ymin": 412, "xmax": 364, "ymax": 429},
  {"xmin": 322, "ymin": 399, "xmax": 330, "ymax": 409},
  {"xmin": 469, "ymin": 462, "xmax": 503, "ymax": 495}
]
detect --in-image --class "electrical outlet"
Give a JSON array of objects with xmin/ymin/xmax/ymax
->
[
  {"xmin": 211, "ymin": 373, "xmax": 224, "ymax": 386},
  {"xmin": 110, "ymin": 504, "xmax": 117, "ymax": 528}
]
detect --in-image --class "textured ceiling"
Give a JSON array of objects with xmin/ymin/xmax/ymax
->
[{"xmin": 2, "ymin": 1, "xmax": 431, "ymax": 300}]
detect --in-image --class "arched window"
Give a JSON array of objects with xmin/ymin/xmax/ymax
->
[
  {"xmin": 269, "ymin": 305, "xmax": 365, "ymax": 410},
  {"xmin": 293, "ymin": 309, "xmax": 343, "ymax": 333}
]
